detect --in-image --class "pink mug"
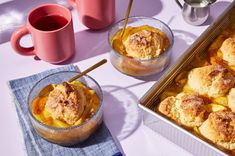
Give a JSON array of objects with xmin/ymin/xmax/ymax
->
[
  {"xmin": 11, "ymin": 4, "xmax": 75, "ymax": 64},
  {"xmin": 67, "ymin": 0, "xmax": 115, "ymax": 29}
]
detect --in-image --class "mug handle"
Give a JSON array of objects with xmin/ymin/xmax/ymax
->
[
  {"xmin": 11, "ymin": 26, "xmax": 34, "ymax": 56},
  {"xmin": 175, "ymin": 0, "xmax": 183, "ymax": 9},
  {"xmin": 67, "ymin": 0, "xmax": 79, "ymax": 8}
]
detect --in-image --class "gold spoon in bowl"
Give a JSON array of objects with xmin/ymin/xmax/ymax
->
[
  {"xmin": 120, "ymin": 0, "xmax": 134, "ymax": 39},
  {"xmin": 38, "ymin": 59, "xmax": 107, "ymax": 97},
  {"xmin": 111, "ymin": 0, "xmax": 133, "ymax": 55}
]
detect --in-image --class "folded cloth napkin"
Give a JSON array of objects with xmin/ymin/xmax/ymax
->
[{"xmin": 8, "ymin": 65, "xmax": 122, "ymax": 156}]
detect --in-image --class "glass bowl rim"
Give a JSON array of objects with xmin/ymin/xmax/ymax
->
[
  {"xmin": 27, "ymin": 70, "xmax": 103, "ymax": 131},
  {"xmin": 108, "ymin": 16, "xmax": 174, "ymax": 62}
]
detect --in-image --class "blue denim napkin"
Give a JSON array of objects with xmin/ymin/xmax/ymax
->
[{"xmin": 8, "ymin": 65, "xmax": 122, "ymax": 156}]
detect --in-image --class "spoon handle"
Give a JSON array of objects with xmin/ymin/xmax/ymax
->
[
  {"xmin": 68, "ymin": 59, "xmax": 107, "ymax": 82},
  {"xmin": 120, "ymin": 0, "xmax": 134, "ymax": 38}
]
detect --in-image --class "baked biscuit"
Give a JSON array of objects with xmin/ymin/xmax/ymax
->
[
  {"xmin": 199, "ymin": 111, "xmax": 235, "ymax": 150},
  {"xmin": 228, "ymin": 88, "xmax": 235, "ymax": 112},
  {"xmin": 187, "ymin": 64, "xmax": 235, "ymax": 98},
  {"xmin": 220, "ymin": 38, "xmax": 235, "ymax": 66},
  {"xmin": 159, "ymin": 93, "xmax": 207, "ymax": 127},
  {"xmin": 45, "ymin": 82, "xmax": 86, "ymax": 125},
  {"xmin": 158, "ymin": 96, "xmax": 178, "ymax": 120},
  {"xmin": 123, "ymin": 29, "xmax": 163, "ymax": 60}
]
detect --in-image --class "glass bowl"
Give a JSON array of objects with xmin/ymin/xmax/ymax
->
[
  {"xmin": 108, "ymin": 16, "xmax": 174, "ymax": 77},
  {"xmin": 28, "ymin": 71, "xmax": 103, "ymax": 146}
]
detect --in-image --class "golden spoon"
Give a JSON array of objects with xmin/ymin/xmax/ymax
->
[
  {"xmin": 111, "ymin": 0, "xmax": 133, "ymax": 55},
  {"xmin": 39, "ymin": 59, "xmax": 107, "ymax": 97},
  {"xmin": 68, "ymin": 59, "xmax": 107, "ymax": 82},
  {"xmin": 120, "ymin": 0, "xmax": 134, "ymax": 39}
]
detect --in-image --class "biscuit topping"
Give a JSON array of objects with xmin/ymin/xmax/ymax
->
[
  {"xmin": 188, "ymin": 64, "xmax": 235, "ymax": 98},
  {"xmin": 45, "ymin": 82, "xmax": 86, "ymax": 125},
  {"xmin": 221, "ymin": 38, "xmax": 235, "ymax": 66},
  {"xmin": 209, "ymin": 111, "xmax": 235, "ymax": 141},
  {"xmin": 123, "ymin": 29, "xmax": 164, "ymax": 60},
  {"xmin": 179, "ymin": 94, "xmax": 205, "ymax": 117}
]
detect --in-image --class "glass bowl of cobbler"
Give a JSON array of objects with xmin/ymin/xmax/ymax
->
[
  {"xmin": 108, "ymin": 16, "xmax": 174, "ymax": 76},
  {"xmin": 28, "ymin": 71, "xmax": 103, "ymax": 146}
]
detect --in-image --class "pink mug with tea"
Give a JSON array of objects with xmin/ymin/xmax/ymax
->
[
  {"xmin": 67, "ymin": 0, "xmax": 115, "ymax": 29},
  {"xmin": 11, "ymin": 4, "xmax": 75, "ymax": 64}
]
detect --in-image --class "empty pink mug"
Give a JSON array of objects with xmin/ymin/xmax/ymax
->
[
  {"xmin": 67, "ymin": 0, "xmax": 115, "ymax": 29},
  {"xmin": 11, "ymin": 4, "xmax": 75, "ymax": 63}
]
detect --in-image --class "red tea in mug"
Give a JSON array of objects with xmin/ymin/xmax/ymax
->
[{"xmin": 33, "ymin": 15, "xmax": 68, "ymax": 31}]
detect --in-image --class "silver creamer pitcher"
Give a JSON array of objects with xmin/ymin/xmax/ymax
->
[{"xmin": 175, "ymin": 0, "xmax": 216, "ymax": 25}]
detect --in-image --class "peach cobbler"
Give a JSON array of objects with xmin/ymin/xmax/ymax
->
[
  {"xmin": 110, "ymin": 24, "xmax": 172, "ymax": 76},
  {"xmin": 158, "ymin": 24, "xmax": 235, "ymax": 153},
  {"xmin": 32, "ymin": 81, "xmax": 99, "ymax": 128},
  {"xmin": 112, "ymin": 25, "xmax": 170, "ymax": 60}
]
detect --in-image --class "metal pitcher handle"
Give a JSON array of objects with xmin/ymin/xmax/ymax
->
[{"xmin": 175, "ymin": 0, "xmax": 183, "ymax": 9}]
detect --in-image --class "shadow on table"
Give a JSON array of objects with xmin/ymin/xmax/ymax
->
[
  {"xmin": 101, "ymin": 85, "xmax": 142, "ymax": 141},
  {"xmin": 59, "ymin": 28, "xmax": 110, "ymax": 65},
  {"xmin": 202, "ymin": 1, "xmax": 231, "ymax": 26},
  {"xmin": 134, "ymin": 29, "xmax": 197, "ymax": 81},
  {"xmin": 116, "ymin": 0, "xmax": 163, "ymax": 20},
  {"xmin": 0, "ymin": 0, "xmax": 70, "ymax": 44}
]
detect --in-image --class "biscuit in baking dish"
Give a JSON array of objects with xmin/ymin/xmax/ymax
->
[
  {"xmin": 199, "ymin": 111, "xmax": 235, "ymax": 150},
  {"xmin": 227, "ymin": 88, "xmax": 235, "ymax": 112},
  {"xmin": 220, "ymin": 37, "xmax": 235, "ymax": 66},
  {"xmin": 159, "ymin": 93, "xmax": 208, "ymax": 127},
  {"xmin": 187, "ymin": 64, "xmax": 235, "ymax": 98}
]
